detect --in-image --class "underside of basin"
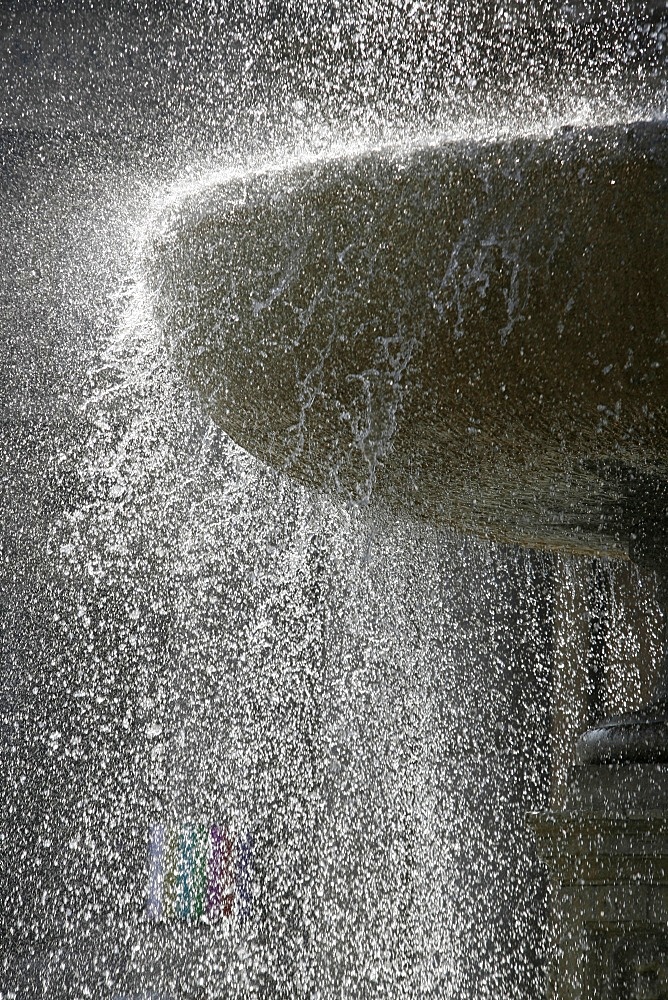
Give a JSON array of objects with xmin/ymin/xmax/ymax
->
[{"xmin": 146, "ymin": 120, "xmax": 668, "ymax": 557}]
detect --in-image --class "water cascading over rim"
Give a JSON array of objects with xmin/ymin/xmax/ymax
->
[{"xmin": 146, "ymin": 118, "xmax": 668, "ymax": 760}]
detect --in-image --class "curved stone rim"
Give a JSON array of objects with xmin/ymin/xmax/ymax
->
[{"xmin": 576, "ymin": 705, "xmax": 668, "ymax": 765}]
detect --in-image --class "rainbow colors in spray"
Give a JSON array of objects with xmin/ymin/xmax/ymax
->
[{"xmin": 146, "ymin": 824, "xmax": 253, "ymax": 922}]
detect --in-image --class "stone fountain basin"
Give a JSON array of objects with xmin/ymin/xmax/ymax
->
[{"xmin": 146, "ymin": 121, "xmax": 667, "ymax": 557}]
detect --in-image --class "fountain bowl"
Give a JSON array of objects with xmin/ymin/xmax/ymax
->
[{"xmin": 146, "ymin": 120, "xmax": 668, "ymax": 558}]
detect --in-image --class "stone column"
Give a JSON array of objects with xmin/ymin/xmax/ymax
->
[
  {"xmin": 529, "ymin": 765, "xmax": 668, "ymax": 1000},
  {"xmin": 530, "ymin": 558, "xmax": 668, "ymax": 998}
]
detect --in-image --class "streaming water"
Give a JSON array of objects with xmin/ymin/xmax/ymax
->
[{"xmin": 1, "ymin": 3, "xmax": 666, "ymax": 999}]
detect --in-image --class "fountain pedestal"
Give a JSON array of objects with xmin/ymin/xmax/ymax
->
[
  {"xmin": 530, "ymin": 530, "xmax": 668, "ymax": 998},
  {"xmin": 530, "ymin": 765, "xmax": 668, "ymax": 998}
]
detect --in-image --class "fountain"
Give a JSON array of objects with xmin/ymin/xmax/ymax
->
[
  {"xmin": 1, "ymin": 1, "xmax": 667, "ymax": 998},
  {"xmin": 141, "ymin": 22, "xmax": 668, "ymax": 1000}
]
